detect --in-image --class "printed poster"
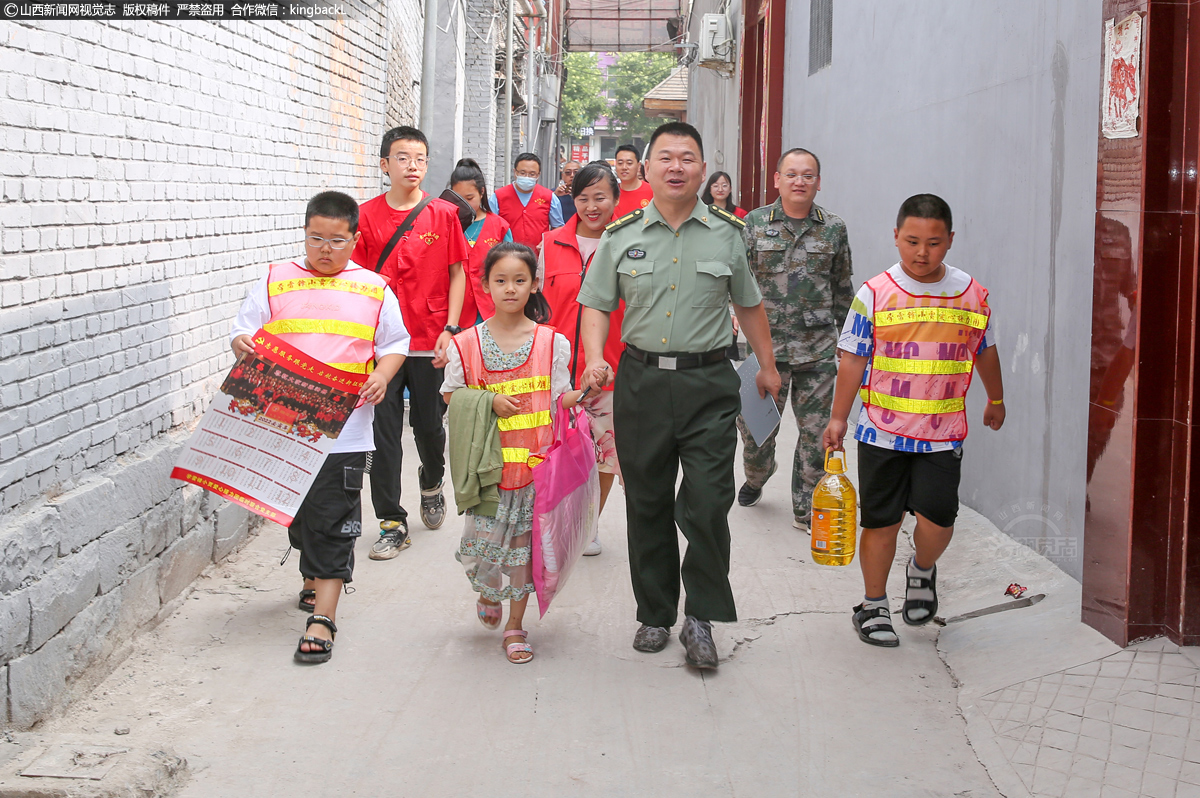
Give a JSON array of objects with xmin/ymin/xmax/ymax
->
[
  {"xmin": 1103, "ymin": 13, "xmax": 1142, "ymax": 139},
  {"xmin": 171, "ymin": 330, "xmax": 367, "ymax": 525}
]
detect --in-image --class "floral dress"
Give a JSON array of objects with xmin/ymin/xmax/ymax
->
[{"xmin": 442, "ymin": 322, "xmax": 572, "ymax": 603}]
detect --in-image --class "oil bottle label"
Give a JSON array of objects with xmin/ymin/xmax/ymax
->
[{"xmin": 812, "ymin": 510, "xmax": 832, "ymax": 549}]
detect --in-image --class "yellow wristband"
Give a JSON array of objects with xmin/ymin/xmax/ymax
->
[{"xmin": 990, "ymin": 399, "xmax": 1004, "ymax": 405}]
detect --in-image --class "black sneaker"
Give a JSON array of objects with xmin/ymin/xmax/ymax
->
[
  {"xmin": 418, "ymin": 467, "xmax": 446, "ymax": 529},
  {"xmin": 738, "ymin": 482, "xmax": 765, "ymax": 507},
  {"xmin": 737, "ymin": 462, "xmax": 776, "ymax": 507}
]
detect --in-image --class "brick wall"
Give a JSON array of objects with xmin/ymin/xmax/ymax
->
[
  {"xmin": 462, "ymin": 0, "xmax": 501, "ymax": 189},
  {"xmin": 0, "ymin": 8, "xmax": 422, "ymax": 727}
]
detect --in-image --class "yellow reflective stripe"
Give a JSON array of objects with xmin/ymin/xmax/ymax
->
[
  {"xmin": 497, "ymin": 410, "xmax": 553, "ymax": 432},
  {"xmin": 263, "ymin": 319, "xmax": 376, "ymax": 341},
  {"xmin": 467, "ymin": 376, "xmax": 552, "ymax": 396},
  {"xmin": 872, "ymin": 355, "xmax": 973, "ymax": 376},
  {"xmin": 327, "ymin": 360, "xmax": 375, "ymax": 374},
  {"xmin": 875, "ymin": 307, "xmax": 988, "ymax": 330},
  {"xmin": 268, "ymin": 277, "xmax": 385, "ymax": 301},
  {"xmin": 859, "ymin": 388, "xmax": 964, "ymax": 414}
]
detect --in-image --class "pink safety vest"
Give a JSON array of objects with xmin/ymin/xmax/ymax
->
[
  {"xmin": 264, "ymin": 261, "xmax": 386, "ymax": 372},
  {"xmin": 453, "ymin": 325, "xmax": 555, "ymax": 489},
  {"xmin": 861, "ymin": 271, "xmax": 990, "ymax": 442}
]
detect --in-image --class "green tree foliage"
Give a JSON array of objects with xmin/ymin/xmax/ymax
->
[
  {"xmin": 561, "ymin": 53, "xmax": 608, "ymax": 139},
  {"xmin": 605, "ymin": 52, "xmax": 678, "ymax": 140}
]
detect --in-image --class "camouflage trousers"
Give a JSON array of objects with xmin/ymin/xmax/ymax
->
[{"xmin": 737, "ymin": 363, "xmax": 836, "ymax": 520}]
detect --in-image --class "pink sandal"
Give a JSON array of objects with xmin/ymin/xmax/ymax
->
[
  {"xmin": 477, "ymin": 599, "xmax": 502, "ymax": 630},
  {"xmin": 504, "ymin": 630, "xmax": 533, "ymax": 664}
]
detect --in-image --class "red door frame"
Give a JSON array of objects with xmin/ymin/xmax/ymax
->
[{"xmin": 739, "ymin": 0, "xmax": 787, "ymax": 208}]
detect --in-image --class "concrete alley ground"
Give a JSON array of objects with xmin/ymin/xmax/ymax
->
[{"xmin": 17, "ymin": 411, "xmax": 1196, "ymax": 797}]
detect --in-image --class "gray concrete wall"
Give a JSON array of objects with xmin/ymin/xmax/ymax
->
[
  {"xmin": 686, "ymin": 0, "xmax": 745, "ymax": 200},
  {"xmin": 0, "ymin": 11, "xmax": 421, "ymax": 727},
  {"xmin": 778, "ymin": 1, "xmax": 1102, "ymax": 578}
]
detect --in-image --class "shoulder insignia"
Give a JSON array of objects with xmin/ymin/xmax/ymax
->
[
  {"xmin": 815, "ymin": 207, "xmax": 826, "ymax": 223},
  {"xmin": 710, "ymin": 204, "xmax": 746, "ymax": 229},
  {"xmin": 605, "ymin": 208, "xmax": 643, "ymax": 232}
]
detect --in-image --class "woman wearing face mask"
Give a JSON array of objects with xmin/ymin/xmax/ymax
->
[
  {"xmin": 450, "ymin": 158, "xmax": 513, "ymax": 327},
  {"xmin": 702, "ymin": 171, "xmax": 748, "ymax": 218},
  {"xmin": 538, "ymin": 162, "xmax": 626, "ymax": 556}
]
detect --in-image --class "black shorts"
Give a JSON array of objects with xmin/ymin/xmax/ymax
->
[
  {"xmin": 287, "ymin": 452, "xmax": 366, "ymax": 582},
  {"xmin": 857, "ymin": 442, "xmax": 962, "ymax": 529}
]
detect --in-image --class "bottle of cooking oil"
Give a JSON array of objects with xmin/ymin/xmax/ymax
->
[{"xmin": 811, "ymin": 449, "xmax": 857, "ymax": 566}]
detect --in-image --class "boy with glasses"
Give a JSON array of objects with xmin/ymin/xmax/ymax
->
[
  {"xmin": 353, "ymin": 126, "xmax": 469, "ymax": 558},
  {"xmin": 231, "ymin": 191, "xmax": 410, "ymax": 660},
  {"xmin": 491, "ymin": 152, "xmax": 563, "ymax": 248}
]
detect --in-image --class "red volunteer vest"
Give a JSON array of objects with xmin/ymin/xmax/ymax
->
[
  {"xmin": 459, "ymin": 212, "xmax": 511, "ymax": 328},
  {"xmin": 495, "ymin": 184, "xmax": 554, "ymax": 248},
  {"xmin": 454, "ymin": 325, "xmax": 556, "ymax": 489},
  {"xmin": 613, "ymin": 181, "xmax": 654, "ymax": 219},
  {"xmin": 861, "ymin": 271, "xmax": 991, "ymax": 442},
  {"xmin": 264, "ymin": 261, "xmax": 386, "ymax": 372},
  {"xmin": 540, "ymin": 218, "xmax": 626, "ymax": 390}
]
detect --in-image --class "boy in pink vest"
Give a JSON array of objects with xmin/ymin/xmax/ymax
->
[
  {"xmin": 232, "ymin": 191, "xmax": 410, "ymax": 664},
  {"xmin": 821, "ymin": 194, "xmax": 1006, "ymax": 648}
]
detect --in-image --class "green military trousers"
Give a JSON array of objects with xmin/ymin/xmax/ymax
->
[{"xmin": 613, "ymin": 352, "xmax": 740, "ymax": 628}]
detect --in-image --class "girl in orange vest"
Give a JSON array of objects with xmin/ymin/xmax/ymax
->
[
  {"xmin": 449, "ymin": 158, "xmax": 513, "ymax": 327},
  {"xmin": 539, "ymin": 161, "xmax": 625, "ymax": 556},
  {"xmin": 441, "ymin": 243, "xmax": 583, "ymax": 664}
]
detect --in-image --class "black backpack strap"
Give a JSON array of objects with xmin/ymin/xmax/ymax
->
[{"xmin": 374, "ymin": 195, "xmax": 436, "ymax": 273}]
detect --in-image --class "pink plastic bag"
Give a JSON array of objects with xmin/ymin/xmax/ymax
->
[{"xmin": 530, "ymin": 397, "xmax": 600, "ymax": 618}]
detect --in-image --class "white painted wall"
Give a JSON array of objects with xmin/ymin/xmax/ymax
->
[{"xmin": 779, "ymin": 1, "xmax": 1102, "ymax": 578}]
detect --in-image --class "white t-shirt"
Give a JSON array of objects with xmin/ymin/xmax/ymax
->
[
  {"xmin": 440, "ymin": 324, "xmax": 573, "ymax": 403},
  {"xmin": 837, "ymin": 263, "xmax": 995, "ymax": 453},
  {"xmin": 230, "ymin": 267, "xmax": 411, "ymax": 454}
]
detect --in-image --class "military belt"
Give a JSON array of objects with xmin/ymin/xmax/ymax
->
[{"xmin": 625, "ymin": 345, "xmax": 727, "ymax": 371}]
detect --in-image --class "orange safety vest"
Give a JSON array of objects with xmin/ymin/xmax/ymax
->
[
  {"xmin": 861, "ymin": 271, "xmax": 990, "ymax": 442},
  {"xmin": 264, "ymin": 261, "xmax": 386, "ymax": 373},
  {"xmin": 454, "ymin": 324, "xmax": 555, "ymax": 489}
]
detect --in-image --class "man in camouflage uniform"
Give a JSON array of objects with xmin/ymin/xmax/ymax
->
[{"xmin": 737, "ymin": 148, "xmax": 853, "ymax": 529}]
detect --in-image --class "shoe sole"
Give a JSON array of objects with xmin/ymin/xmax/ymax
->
[
  {"xmin": 582, "ymin": 549, "xmax": 602, "ymax": 556},
  {"xmin": 738, "ymin": 493, "xmax": 763, "ymax": 507},
  {"xmin": 421, "ymin": 515, "xmax": 445, "ymax": 530},
  {"xmin": 685, "ymin": 655, "xmax": 719, "ymax": 669}
]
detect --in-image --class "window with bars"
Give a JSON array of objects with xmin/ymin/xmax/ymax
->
[{"xmin": 809, "ymin": 0, "xmax": 832, "ymax": 75}]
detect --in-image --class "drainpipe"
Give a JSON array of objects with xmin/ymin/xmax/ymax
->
[
  {"xmin": 420, "ymin": 0, "xmax": 438, "ymax": 132},
  {"xmin": 504, "ymin": 0, "xmax": 515, "ymax": 178}
]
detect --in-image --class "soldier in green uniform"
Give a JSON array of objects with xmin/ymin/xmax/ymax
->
[
  {"xmin": 576, "ymin": 122, "xmax": 781, "ymax": 670},
  {"xmin": 737, "ymin": 148, "xmax": 854, "ymax": 530}
]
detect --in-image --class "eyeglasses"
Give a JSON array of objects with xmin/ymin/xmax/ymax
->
[
  {"xmin": 389, "ymin": 154, "xmax": 428, "ymax": 168},
  {"xmin": 782, "ymin": 173, "xmax": 819, "ymax": 184},
  {"xmin": 305, "ymin": 236, "xmax": 352, "ymax": 250}
]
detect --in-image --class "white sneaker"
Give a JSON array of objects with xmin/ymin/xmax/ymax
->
[
  {"xmin": 583, "ymin": 538, "xmax": 602, "ymax": 556},
  {"xmin": 793, "ymin": 517, "xmax": 809, "ymax": 534}
]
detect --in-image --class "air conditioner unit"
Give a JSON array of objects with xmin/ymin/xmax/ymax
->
[{"xmin": 698, "ymin": 14, "xmax": 732, "ymax": 63}]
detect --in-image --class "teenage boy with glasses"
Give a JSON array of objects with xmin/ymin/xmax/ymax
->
[{"xmin": 353, "ymin": 126, "xmax": 469, "ymax": 558}]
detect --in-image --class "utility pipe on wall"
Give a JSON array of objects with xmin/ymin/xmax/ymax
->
[
  {"xmin": 504, "ymin": 0, "xmax": 514, "ymax": 178},
  {"xmin": 420, "ymin": 0, "xmax": 439, "ymax": 133}
]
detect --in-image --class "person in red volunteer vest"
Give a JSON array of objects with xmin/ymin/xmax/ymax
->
[
  {"xmin": 612, "ymin": 144, "xmax": 654, "ymax": 219},
  {"xmin": 353, "ymin": 126, "xmax": 469, "ymax": 558},
  {"xmin": 448, "ymin": 157, "xmax": 513, "ymax": 327},
  {"xmin": 231, "ymin": 191, "xmax": 410, "ymax": 663},
  {"xmin": 539, "ymin": 161, "xmax": 626, "ymax": 557},
  {"xmin": 821, "ymin": 194, "xmax": 1007, "ymax": 649},
  {"xmin": 490, "ymin": 152, "xmax": 564, "ymax": 249}
]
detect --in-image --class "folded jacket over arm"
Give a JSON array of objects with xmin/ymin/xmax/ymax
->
[{"xmin": 447, "ymin": 388, "xmax": 504, "ymax": 517}]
